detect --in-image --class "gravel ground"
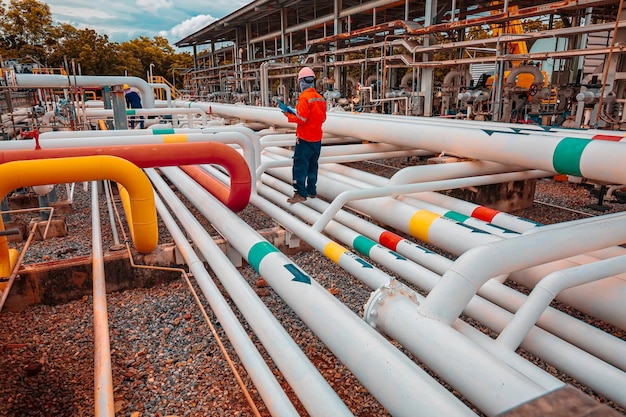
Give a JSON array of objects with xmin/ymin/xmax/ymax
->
[{"xmin": 1, "ymin": 160, "xmax": 625, "ymax": 417}]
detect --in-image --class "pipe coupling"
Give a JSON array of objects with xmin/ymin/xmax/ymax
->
[{"xmin": 363, "ymin": 279, "xmax": 418, "ymax": 330}]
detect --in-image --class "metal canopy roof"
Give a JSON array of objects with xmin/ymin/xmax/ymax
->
[{"xmin": 175, "ymin": 0, "xmax": 619, "ymax": 50}]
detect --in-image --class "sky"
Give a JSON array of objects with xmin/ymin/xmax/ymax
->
[{"xmin": 36, "ymin": 0, "xmax": 252, "ymax": 49}]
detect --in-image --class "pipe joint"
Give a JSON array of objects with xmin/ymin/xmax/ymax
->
[{"xmin": 364, "ymin": 279, "xmax": 418, "ymax": 330}]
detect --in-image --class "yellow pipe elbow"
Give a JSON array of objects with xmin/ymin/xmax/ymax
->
[{"xmin": 0, "ymin": 156, "xmax": 158, "ymax": 274}]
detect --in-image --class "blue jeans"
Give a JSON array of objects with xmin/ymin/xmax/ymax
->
[{"xmin": 292, "ymin": 138, "xmax": 321, "ymax": 197}]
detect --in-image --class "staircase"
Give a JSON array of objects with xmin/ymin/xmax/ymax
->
[{"xmin": 149, "ymin": 76, "xmax": 181, "ymax": 100}]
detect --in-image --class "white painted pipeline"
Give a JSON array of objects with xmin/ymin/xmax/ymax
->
[
  {"xmin": 313, "ymin": 160, "xmax": 536, "ymax": 238},
  {"xmin": 80, "ymin": 108, "xmax": 207, "ymax": 126},
  {"xmin": 411, "ymin": 191, "xmax": 541, "ymax": 233},
  {"xmin": 249, "ymin": 169, "xmax": 587, "ymax": 389},
  {"xmin": 149, "ymin": 83, "xmax": 172, "ymax": 107},
  {"xmin": 91, "ymin": 183, "xmax": 114, "ymax": 417},
  {"xmin": 148, "ymin": 176, "xmax": 303, "ymax": 417},
  {"xmin": 496, "ymin": 254, "xmax": 626, "ymax": 352},
  {"xmin": 263, "ymin": 149, "xmax": 626, "ymax": 328},
  {"xmin": 207, "ymin": 165, "xmax": 564, "ymax": 412},
  {"xmin": 161, "ymin": 167, "xmax": 476, "ymax": 417},
  {"xmin": 257, "ymin": 146, "xmax": 427, "ymax": 181},
  {"xmin": 261, "ymin": 154, "xmax": 509, "ymax": 252},
  {"xmin": 257, "ymin": 155, "xmax": 626, "ymax": 370},
  {"xmin": 197, "ymin": 103, "xmax": 626, "ymax": 186},
  {"xmin": 15, "ymin": 74, "xmax": 156, "ymax": 109},
  {"xmin": 459, "ymin": 291, "xmax": 626, "ymax": 407},
  {"xmin": 252, "ymin": 166, "xmax": 604, "ymax": 380},
  {"xmin": 420, "ymin": 215, "xmax": 626, "ymax": 325}
]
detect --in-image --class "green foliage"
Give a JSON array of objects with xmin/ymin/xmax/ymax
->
[{"xmin": 0, "ymin": 0, "xmax": 192, "ymax": 80}]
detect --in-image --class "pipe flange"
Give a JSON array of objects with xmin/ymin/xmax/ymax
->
[{"xmin": 363, "ymin": 279, "xmax": 418, "ymax": 330}]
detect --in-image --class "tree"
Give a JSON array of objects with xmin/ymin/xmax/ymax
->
[
  {"xmin": 48, "ymin": 25, "xmax": 122, "ymax": 75},
  {"xmin": 0, "ymin": 0, "xmax": 53, "ymax": 62}
]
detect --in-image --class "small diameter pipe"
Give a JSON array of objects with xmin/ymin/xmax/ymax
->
[
  {"xmin": 91, "ymin": 182, "xmax": 114, "ymax": 417},
  {"xmin": 496, "ymin": 254, "xmax": 626, "ymax": 351},
  {"xmin": 103, "ymin": 181, "xmax": 120, "ymax": 246}
]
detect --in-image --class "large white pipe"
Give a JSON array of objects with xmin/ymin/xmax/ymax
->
[
  {"xmin": 160, "ymin": 166, "xmax": 476, "ymax": 417},
  {"xmin": 15, "ymin": 74, "xmax": 156, "ymax": 109},
  {"xmin": 196, "ymin": 102, "xmax": 626, "ymax": 186},
  {"xmin": 262, "ymin": 147, "xmax": 626, "ymax": 328},
  {"xmin": 251, "ymin": 165, "xmax": 615, "ymax": 386},
  {"xmin": 257, "ymin": 151, "xmax": 626, "ymax": 368}
]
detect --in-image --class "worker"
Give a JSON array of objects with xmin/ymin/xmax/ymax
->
[
  {"xmin": 284, "ymin": 67, "xmax": 327, "ymax": 203},
  {"xmin": 123, "ymin": 84, "xmax": 144, "ymax": 128}
]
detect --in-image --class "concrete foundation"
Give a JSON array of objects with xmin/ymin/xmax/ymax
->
[
  {"xmin": 2, "ymin": 226, "xmax": 310, "ymax": 311},
  {"xmin": 496, "ymin": 385, "xmax": 624, "ymax": 417}
]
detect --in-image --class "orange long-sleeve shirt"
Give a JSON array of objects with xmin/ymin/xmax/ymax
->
[{"xmin": 286, "ymin": 88, "xmax": 327, "ymax": 142}]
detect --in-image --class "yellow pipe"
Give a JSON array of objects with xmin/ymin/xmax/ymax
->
[{"xmin": 0, "ymin": 156, "xmax": 158, "ymax": 277}]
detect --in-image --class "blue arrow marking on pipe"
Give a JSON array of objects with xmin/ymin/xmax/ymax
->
[
  {"xmin": 284, "ymin": 264, "xmax": 311, "ymax": 284},
  {"xmin": 456, "ymin": 222, "xmax": 490, "ymax": 234},
  {"xmin": 388, "ymin": 251, "xmax": 407, "ymax": 260},
  {"xmin": 355, "ymin": 258, "xmax": 374, "ymax": 268},
  {"xmin": 487, "ymin": 223, "xmax": 519, "ymax": 234}
]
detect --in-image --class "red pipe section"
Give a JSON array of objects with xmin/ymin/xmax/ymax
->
[{"xmin": 0, "ymin": 141, "xmax": 251, "ymax": 212}]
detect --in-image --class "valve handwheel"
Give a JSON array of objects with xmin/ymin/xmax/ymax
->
[{"xmin": 529, "ymin": 84, "xmax": 539, "ymax": 96}]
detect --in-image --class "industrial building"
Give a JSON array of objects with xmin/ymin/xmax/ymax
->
[{"xmin": 175, "ymin": 0, "xmax": 625, "ymax": 129}]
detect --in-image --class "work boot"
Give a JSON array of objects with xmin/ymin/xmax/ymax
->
[{"xmin": 287, "ymin": 194, "xmax": 307, "ymax": 203}]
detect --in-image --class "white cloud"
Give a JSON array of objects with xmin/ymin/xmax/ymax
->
[
  {"xmin": 136, "ymin": 0, "xmax": 173, "ymax": 13},
  {"xmin": 160, "ymin": 14, "xmax": 218, "ymax": 40}
]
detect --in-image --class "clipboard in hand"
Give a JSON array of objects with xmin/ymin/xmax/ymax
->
[{"xmin": 277, "ymin": 100, "xmax": 296, "ymax": 114}]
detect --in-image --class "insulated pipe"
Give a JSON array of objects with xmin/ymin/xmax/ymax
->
[
  {"xmin": 91, "ymin": 182, "xmax": 114, "ymax": 417},
  {"xmin": 0, "ymin": 142, "xmax": 251, "ymax": 213},
  {"xmin": 0, "ymin": 156, "xmax": 157, "ymax": 254},
  {"xmin": 496, "ymin": 254, "xmax": 626, "ymax": 351},
  {"xmin": 161, "ymin": 166, "xmax": 476, "ymax": 417},
  {"xmin": 147, "ymin": 180, "xmax": 303, "ymax": 417},
  {"xmin": 419, "ymin": 215, "xmax": 626, "ymax": 326},
  {"xmin": 14, "ymin": 74, "xmax": 156, "ymax": 109},
  {"xmin": 198, "ymin": 103, "xmax": 626, "ymax": 186}
]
